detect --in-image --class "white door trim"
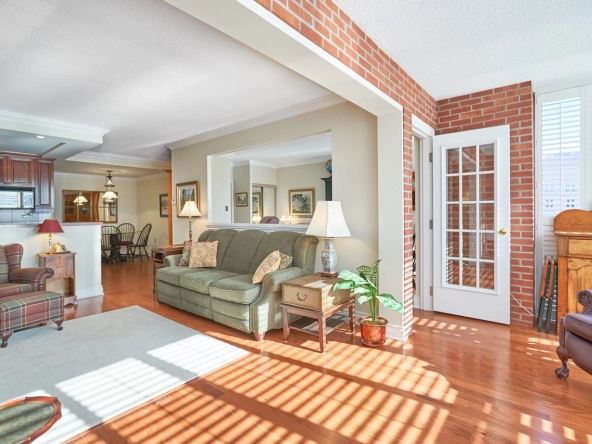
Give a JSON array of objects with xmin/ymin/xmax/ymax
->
[{"xmin": 412, "ymin": 114, "xmax": 435, "ymax": 311}]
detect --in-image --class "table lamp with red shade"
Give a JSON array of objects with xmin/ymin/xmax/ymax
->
[{"xmin": 38, "ymin": 219, "xmax": 64, "ymax": 254}]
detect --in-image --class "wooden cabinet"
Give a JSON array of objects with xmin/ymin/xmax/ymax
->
[
  {"xmin": 35, "ymin": 158, "xmax": 54, "ymax": 210},
  {"xmin": 39, "ymin": 253, "xmax": 76, "ymax": 305},
  {"xmin": 0, "ymin": 154, "xmax": 35, "ymax": 186},
  {"xmin": 554, "ymin": 209, "xmax": 592, "ymax": 334}
]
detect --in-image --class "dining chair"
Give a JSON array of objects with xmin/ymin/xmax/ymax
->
[
  {"xmin": 117, "ymin": 223, "xmax": 135, "ymax": 259},
  {"xmin": 128, "ymin": 223, "xmax": 152, "ymax": 261},
  {"xmin": 101, "ymin": 226, "xmax": 122, "ymax": 264}
]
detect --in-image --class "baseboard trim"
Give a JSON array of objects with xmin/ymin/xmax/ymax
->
[
  {"xmin": 77, "ymin": 286, "xmax": 104, "ymax": 299},
  {"xmin": 385, "ymin": 323, "xmax": 406, "ymax": 341}
]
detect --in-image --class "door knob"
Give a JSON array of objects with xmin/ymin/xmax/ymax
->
[{"xmin": 499, "ymin": 228, "xmax": 507, "ymax": 235}]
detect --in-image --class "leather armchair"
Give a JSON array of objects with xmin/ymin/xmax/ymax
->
[
  {"xmin": 555, "ymin": 289, "xmax": 592, "ymax": 379},
  {"xmin": 0, "ymin": 244, "xmax": 54, "ymax": 299}
]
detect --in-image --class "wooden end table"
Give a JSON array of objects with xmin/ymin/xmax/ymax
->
[{"xmin": 282, "ymin": 298, "xmax": 355, "ymax": 353}]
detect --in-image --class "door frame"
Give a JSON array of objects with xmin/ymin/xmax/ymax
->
[{"xmin": 412, "ymin": 115, "xmax": 434, "ymax": 311}]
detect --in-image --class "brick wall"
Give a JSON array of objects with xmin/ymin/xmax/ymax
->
[
  {"xmin": 253, "ymin": 0, "xmax": 438, "ymax": 336},
  {"xmin": 436, "ymin": 83, "xmax": 535, "ymax": 327}
]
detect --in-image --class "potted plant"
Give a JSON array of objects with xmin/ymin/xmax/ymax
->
[{"xmin": 334, "ymin": 260, "xmax": 404, "ymax": 347}]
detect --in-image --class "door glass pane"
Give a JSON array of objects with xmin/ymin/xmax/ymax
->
[
  {"xmin": 479, "ymin": 173, "xmax": 494, "ymax": 201},
  {"xmin": 463, "ymin": 204, "xmax": 476, "ymax": 230},
  {"xmin": 479, "ymin": 143, "xmax": 495, "ymax": 171},
  {"xmin": 480, "ymin": 233, "xmax": 495, "ymax": 260},
  {"xmin": 462, "ymin": 146, "xmax": 477, "ymax": 173},
  {"xmin": 448, "ymin": 176, "xmax": 459, "ymax": 202},
  {"xmin": 446, "ymin": 260, "xmax": 460, "ymax": 285},
  {"xmin": 480, "ymin": 203, "xmax": 495, "ymax": 230},
  {"xmin": 447, "ymin": 204, "xmax": 459, "ymax": 229},
  {"xmin": 447, "ymin": 148, "xmax": 460, "ymax": 174},
  {"xmin": 462, "ymin": 175, "xmax": 476, "ymax": 201},
  {"xmin": 447, "ymin": 231, "xmax": 460, "ymax": 258},
  {"xmin": 462, "ymin": 232, "xmax": 477, "ymax": 258},
  {"xmin": 480, "ymin": 262, "xmax": 495, "ymax": 289},
  {"xmin": 462, "ymin": 261, "xmax": 477, "ymax": 288}
]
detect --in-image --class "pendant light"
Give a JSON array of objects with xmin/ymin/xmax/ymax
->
[
  {"xmin": 73, "ymin": 191, "xmax": 88, "ymax": 206},
  {"xmin": 103, "ymin": 170, "xmax": 118, "ymax": 204}
]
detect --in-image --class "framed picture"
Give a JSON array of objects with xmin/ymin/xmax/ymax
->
[
  {"xmin": 176, "ymin": 181, "xmax": 199, "ymax": 216},
  {"xmin": 235, "ymin": 192, "xmax": 248, "ymax": 207},
  {"xmin": 159, "ymin": 194, "xmax": 168, "ymax": 218},
  {"xmin": 289, "ymin": 188, "xmax": 315, "ymax": 218},
  {"xmin": 252, "ymin": 192, "xmax": 261, "ymax": 216}
]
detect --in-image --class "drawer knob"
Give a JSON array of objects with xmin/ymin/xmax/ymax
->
[{"xmin": 296, "ymin": 292, "xmax": 307, "ymax": 301}]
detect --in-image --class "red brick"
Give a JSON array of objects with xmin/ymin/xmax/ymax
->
[
  {"xmin": 272, "ymin": 2, "xmax": 299, "ymax": 30},
  {"xmin": 322, "ymin": 38, "xmax": 338, "ymax": 58},
  {"xmin": 300, "ymin": 23, "xmax": 322, "ymax": 47}
]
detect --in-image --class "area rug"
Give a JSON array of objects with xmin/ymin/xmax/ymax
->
[{"xmin": 0, "ymin": 306, "xmax": 248, "ymax": 443}]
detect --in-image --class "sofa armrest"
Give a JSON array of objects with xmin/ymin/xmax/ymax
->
[
  {"xmin": 164, "ymin": 254, "xmax": 181, "ymax": 267},
  {"xmin": 261, "ymin": 267, "xmax": 310, "ymax": 293},
  {"xmin": 578, "ymin": 290, "xmax": 592, "ymax": 314},
  {"xmin": 8, "ymin": 267, "xmax": 55, "ymax": 291}
]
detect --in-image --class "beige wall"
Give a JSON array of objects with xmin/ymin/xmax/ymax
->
[
  {"xmin": 232, "ymin": 165, "xmax": 251, "ymax": 223},
  {"xmin": 54, "ymin": 174, "xmax": 138, "ymax": 227},
  {"xmin": 276, "ymin": 161, "xmax": 328, "ymax": 223},
  {"xmin": 172, "ymin": 102, "xmax": 378, "ymax": 274},
  {"xmin": 136, "ymin": 174, "xmax": 169, "ymax": 250}
]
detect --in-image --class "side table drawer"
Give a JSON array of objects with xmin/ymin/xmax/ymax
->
[{"xmin": 282, "ymin": 273, "xmax": 352, "ymax": 312}]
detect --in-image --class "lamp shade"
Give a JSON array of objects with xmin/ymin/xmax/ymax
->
[
  {"xmin": 179, "ymin": 200, "xmax": 201, "ymax": 217},
  {"xmin": 102, "ymin": 191, "xmax": 118, "ymax": 200},
  {"xmin": 305, "ymin": 201, "xmax": 350, "ymax": 237},
  {"xmin": 38, "ymin": 219, "xmax": 64, "ymax": 234}
]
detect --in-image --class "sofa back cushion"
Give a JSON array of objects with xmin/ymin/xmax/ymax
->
[
  {"xmin": 220, "ymin": 230, "xmax": 267, "ymax": 274},
  {"xmin": 0, "ymin": 247, "xmax": 8, "ymax": 284},
  {"xmin": 198, "ymin": 229, "xmax": 239, "ymax": 270},
  {"xmin": 293, "ymin": 235, "xmax": 319, "ymax": 273},
  {"xmin": 248, "ymin": 231, "xmax": 301, "ymax": 274},
  {"xmin": 2, "ymin": 244, "xmax": 23, "ymax": 272}
]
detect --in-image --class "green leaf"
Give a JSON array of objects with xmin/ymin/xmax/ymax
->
[
  {"xmin": 357, "ymin": 295, "xmax": 372, "ymax": 305},
  {"xmin": 337, "ymin": 270, "xmax": 367, "ymax": 285},
  {"xmin": 377, "ymin": 294, "xmax": 405, "ymax": 313},
  {"xmin": 353, "ymin": 287, "xmax": 371, "ymax": 295},
  {"xmin": 333, "ymin": 281, "xmax": 354, "ymax": 291},
  {"xmin": 357, "ymin": 265, "xmax": 373, "ymax": 276}
]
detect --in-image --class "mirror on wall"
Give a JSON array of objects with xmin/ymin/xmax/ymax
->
[
  {"xmin": 209, "ymin": 132, "xmax": 332, "ymax": 225},
  {"xmin": 63, "ymin": 190, "xmax": 118, "ymax": 223}
]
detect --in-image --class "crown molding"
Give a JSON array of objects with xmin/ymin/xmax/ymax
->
[
  {"xmin": 0, "ymin": 110, "xmax": 110, "ymax": 136},
  {"xmin": 231, "ymin": 157, "xmax": 328, "ymax": 170},
  {"xmin": 136, "ymin": 172, "xmax": 168, "ymax": 182},
  {"xmin": 54, "ymin": 172, "xmax": 137, "ymax": 182},
  {"xmin": 167, "ymin": 94, "xmax": 346, "ymax": 150},
  {"xmin": 67, "ymin": 151, "xmax": 171, "ymax": 170}
]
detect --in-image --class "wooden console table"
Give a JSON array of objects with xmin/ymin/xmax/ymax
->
[
  {"xmin": 554, "ymin": 209, "xmax": 592, "ymax": 334},
  {"xmin": 39, "ymin": 252, "xmax": 76, "ymax": 305},
  {"xmin": 151, "ymin": 244, "xmax": 184, "ymax": 293}
]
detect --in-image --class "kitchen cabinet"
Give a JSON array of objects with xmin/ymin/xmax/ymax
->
[
  {"xmin": 0, "ymin": 154, "xmax": 35, "ymax": 186},
  {"xmin": 39, "ymin": 252, "xmax": 76, "ymax": 305},
  {"xmin": 35, "ymin": 158, "xmax": 54, "ymax": 210}
]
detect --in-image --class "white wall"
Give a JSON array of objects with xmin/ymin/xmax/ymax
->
[
  {"xmin": 251, "ymin": 164, "xmax": 277, "ymax": 186},
  {"xmin": 172, "ymin": 102, "xmax": 378, "ymax": 276},
  {"xmin": 0, "ymin": 223, "xmax": 103, "ymax": 298},
  {"xmin": 136, "ymin": 174, "xmax": 169, "ymax": 250},
  {"xmin": 232, "ymin": 165, "xmax": 251, "ymax": 223},
  {"xmin": 210, "ymin": 156, "xmax": 232, "ymax": 223},
  {"xmin": 54, "ymin": 173, "xmax": 138, "ymax": 227},
  {"xmin": 276, "ymin": 161, "xmax": 328, "ymax": 223}
]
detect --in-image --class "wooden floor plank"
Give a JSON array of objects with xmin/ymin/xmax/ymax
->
[{"xmin": 60, "ymin": 260, "xmax": 592, "ymax": 444}]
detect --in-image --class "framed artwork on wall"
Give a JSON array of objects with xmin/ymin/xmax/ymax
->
[
  {"xmin": 252, "ymin": 192, "xmax": 261, "ymax": 216},
  {"xmin": 289, "ymin": 188, "xmax": 315, "ymax": 218},
  {"xmin": 159, "ymin": 194, "xmax": 168, "ymax": 218},
  {"xmin": 176, "ymin": 181, "xmax": 199, "ymax": 216},
  {"xmin": 235, "ymin": 192, "xmax": 248, "ymax": 207}
]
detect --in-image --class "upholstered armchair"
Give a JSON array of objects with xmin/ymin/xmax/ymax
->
[
  {"xmin": 555, "ymin": 289, "xmax": 592, "ymax": 380},
  {"xmin": 0, "ymin": 244, "xmax": 54, "ymax": 299}
]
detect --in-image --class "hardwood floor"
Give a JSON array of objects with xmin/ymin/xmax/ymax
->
[{"xmin": 63, "ymin": 260, "xmax": 592, "ymax": 443}]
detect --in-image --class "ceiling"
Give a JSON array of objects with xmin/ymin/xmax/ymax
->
[
  {"xmin": 220, "ymin": 132, "xmax": 332, "ymax": 169},
  {"xmin": 334, "ymin": 0, "xmax": 592, "ymax": 99},
  {"xmin": 0, "ymin": 0, "xmax": 331, "ymax": 173}
]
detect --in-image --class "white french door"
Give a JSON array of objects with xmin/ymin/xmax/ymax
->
[{"xmin": 432, "ymin": 125, "xmax": 511, "ymax": 324}]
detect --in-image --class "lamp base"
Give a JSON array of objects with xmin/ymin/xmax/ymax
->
[
  {"xmin": 320, "ymin": 237, "xmax": 338, "ymax": 278},
  {"xmin": 320, "ymin": 272, "xmax": 338, "ymax": 278}
]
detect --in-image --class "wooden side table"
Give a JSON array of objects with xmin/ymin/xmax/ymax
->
[
  {"xmin": 151, "ymin": 244, "xmax": 184, "ymax": 293},
  {"xmin": 282, "ymin": 298, "xmax": 355, "ymax": 353},
  {"xmin": 39, "ymin": 252, "xmax": 76, "ymax": 305}
]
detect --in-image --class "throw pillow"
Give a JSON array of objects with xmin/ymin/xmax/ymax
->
[
  {"xmin": 178, "ymin": 240, "xmax": 192, "ymax": 266},
  {"xmin": 278, "ymin": 252, "xmax": 293, "ymax": 270},
  {"xmin": 189, "ymin": 241, "xmax": 218, "ymax": 268},
  {"xmin": 252, "ymin": 250, "xmax": 281, "ymax": 284}
]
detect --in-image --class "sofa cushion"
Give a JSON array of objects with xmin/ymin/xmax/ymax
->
[
  {"xmin": 279, "ymin": 252, "xmax": 293, "ymax": 270},
  {"xmin": 210, "ymin": 275, "xmax": 261, "ymax": 304},
  {"xmin": 565, "ymin": 313, "xmax": 592, "ymax": 343},
  {"xmin": 220, "ymin": 230, "xmax": 267, "ymax": 274},
  {"xmin": 0, "ymin": 283, "xmax": 34, "ymax": 299},
  {"xmin": 189, "ymin": 241, "xmax": 218, "ymax": 268},
  {"xmin": 178, "ymin": 241, "xmax": 192, "ymax": 266},
  {"xmin": 157, "ymin": 266, "xmax": 206, "ymax": 286},
  {"xmin": 248, "ymin": 231, "xmax": 301, "ymax": 274},
  {"xmin": 252, "ymin": 251, "xmax": 281, "ymax": 284},
  {"xmin": 179, "ymin": 270, "xmax": 238, "ymax": 294},
  {"xmin": 198, "ymin": 229, "xmax": 239, "ymax": 270}
]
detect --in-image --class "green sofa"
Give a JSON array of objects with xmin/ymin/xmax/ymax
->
[{"xmin": 155, "ymin": 229, "xmax": 319, "ymax": 340}]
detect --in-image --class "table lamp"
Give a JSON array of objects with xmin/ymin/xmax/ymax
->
[
  {"xmin": 305, "ymin": 201, "xmax": 350, "ymax": 278},
  {"xmin": 38, "ymin": 219, "xmax": 64, "ymax": 254},
  {"xmin": 179, "ymin": 200, "xmax": 201, "ymax": 241}
]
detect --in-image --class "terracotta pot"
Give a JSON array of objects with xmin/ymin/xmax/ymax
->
[{"xmin": 359, "ymin": 316, "xmax": 388, "ymax": 347}]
